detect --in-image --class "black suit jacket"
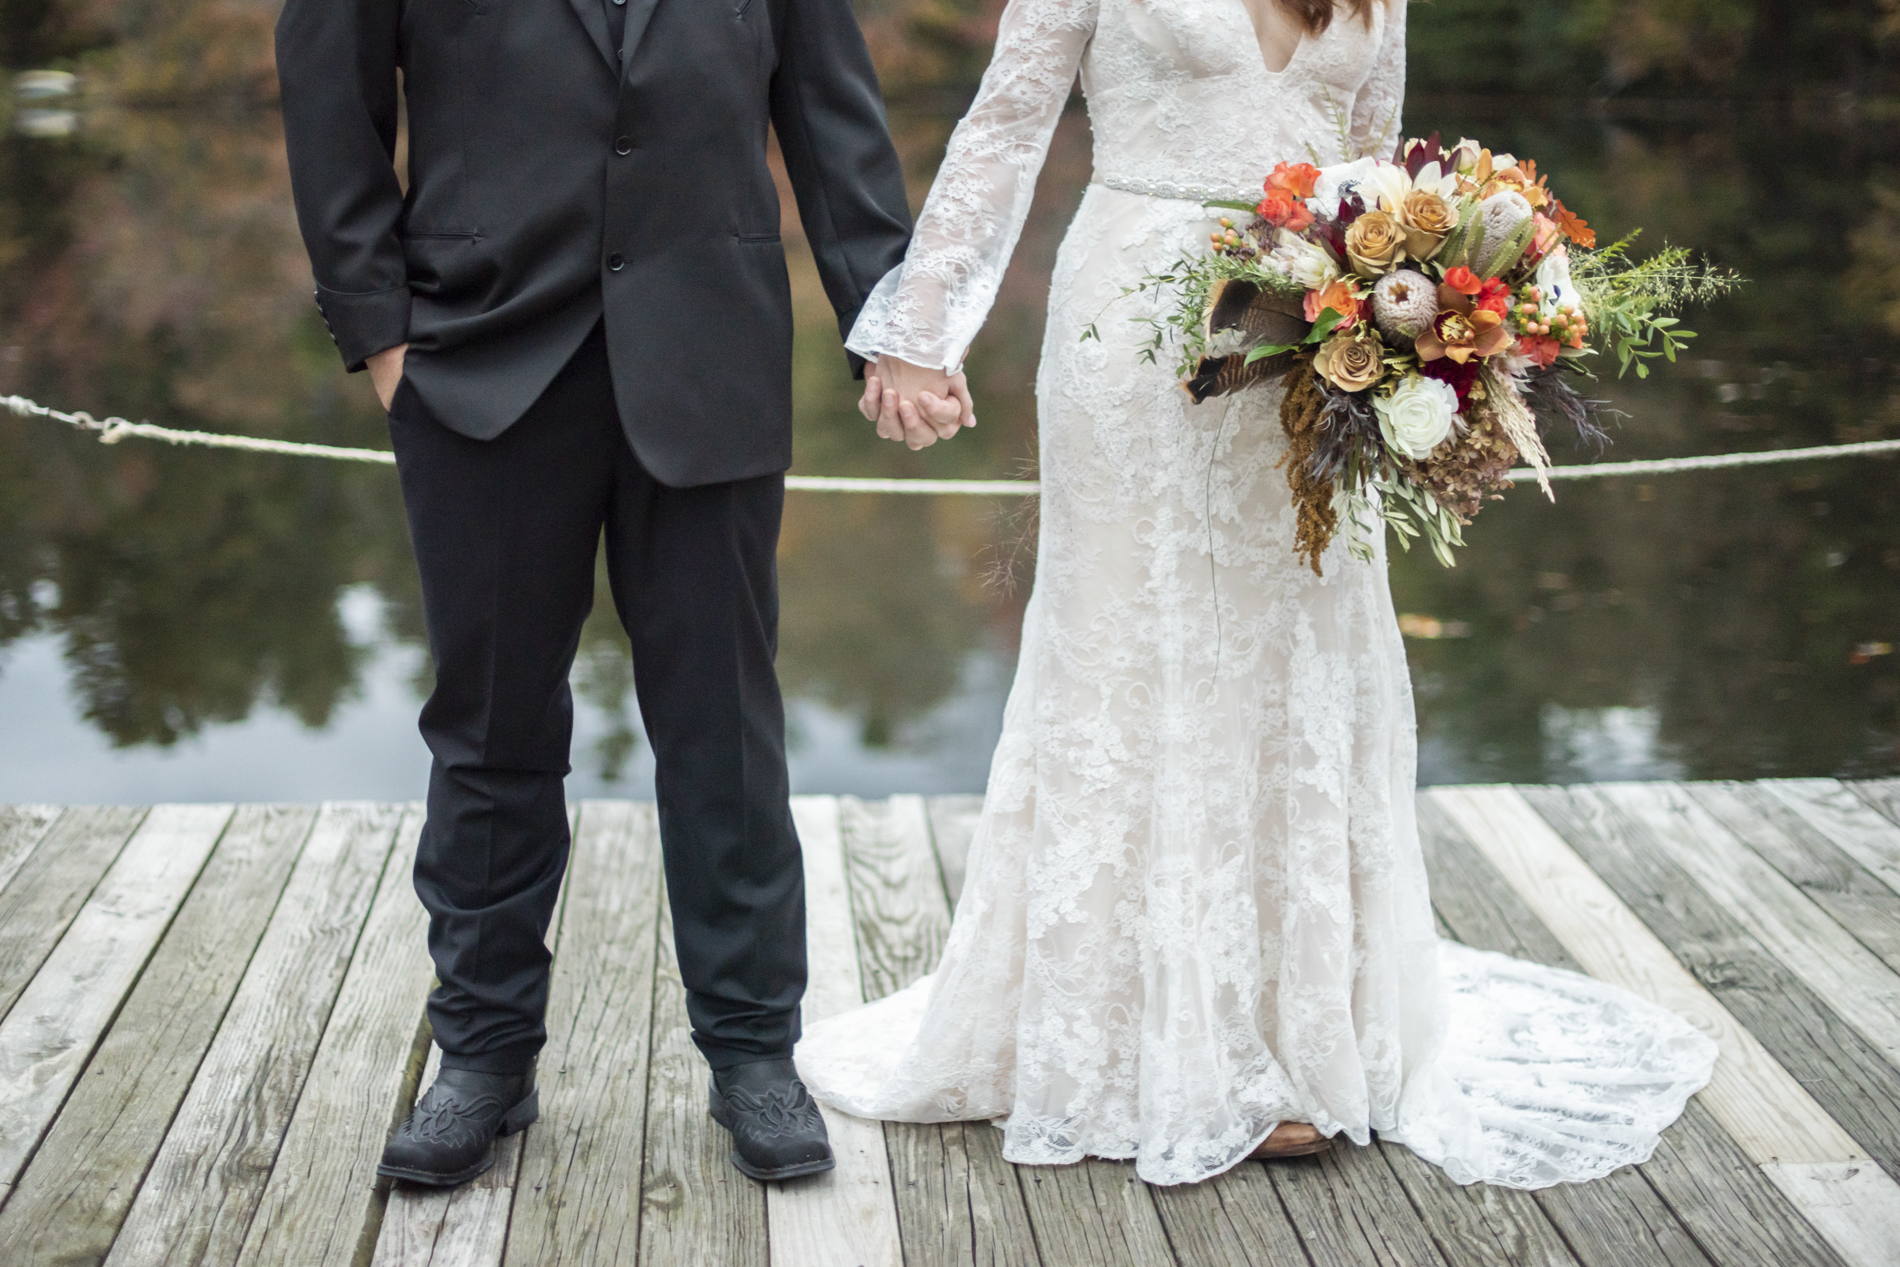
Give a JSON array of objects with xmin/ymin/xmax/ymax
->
[{"xmin": 276, "ymin": 0, "xmax": 911, "ymax": 486}]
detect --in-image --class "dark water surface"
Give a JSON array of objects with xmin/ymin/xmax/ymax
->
[{"xmin": 1, "ymin": 72, "xmax": 1896, "ymax": 799}]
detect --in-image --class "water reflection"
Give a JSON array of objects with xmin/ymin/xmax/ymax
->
[{"xmin": 0, "ymin": 18, "xmax": 1896, "ymax": 799}]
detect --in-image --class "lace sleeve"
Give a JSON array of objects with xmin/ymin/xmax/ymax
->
[
  {"xmin": 844, "ymin": 0, "xmax": 1099, "ymax": 372},
  {"xmin": 1349, "ymin": 0, "xmax": 1406, "ymax": 161}
]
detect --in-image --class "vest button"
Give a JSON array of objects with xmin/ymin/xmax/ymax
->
[
  {"xmin": 614, "ymin": 136, "xmax": 632, "ymax": 155},
  {"xmin": 607, "ymin": 253, "xmax": 625, "ymax": 272}
]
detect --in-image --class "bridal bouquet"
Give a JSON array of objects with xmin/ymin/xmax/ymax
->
[{"xmin": 1138, "ymin": 134, "xmax": 1736, "ymax": 572}]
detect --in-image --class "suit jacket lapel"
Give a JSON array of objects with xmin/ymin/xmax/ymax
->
[
  {"xmin": 618, "ymin": 0, "xmax": 664, "ymax": 70},
  {"xmin": 566, "ymin": 0, "xmax": 618, "ymax": 71}
]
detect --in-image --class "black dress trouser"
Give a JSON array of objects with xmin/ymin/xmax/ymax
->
[{"xmin": 387, "ymin": 323, "xmax": 806, "ymax": 1074}]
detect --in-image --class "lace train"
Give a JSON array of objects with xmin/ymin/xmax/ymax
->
[{"xmin": 798, "ymin": 944, "xmax": 1715, "ymax": 1187}]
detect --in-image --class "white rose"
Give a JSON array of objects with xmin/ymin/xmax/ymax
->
[
  {"xmin": 1271, "ymin": 229, "xmax": 1341, "ymax": 290},
  {"xmin": 1374, "ymin": 374, "xmax": 1459, "ymax": 459},
  {"xmin": 1534, "ymin": 248, "xmax": 1575, "ymax": 316}
]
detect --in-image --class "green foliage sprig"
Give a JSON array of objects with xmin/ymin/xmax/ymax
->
[{"xmin": 1570, "ymin": 232, "xmax": 1741, "ymax": 378}]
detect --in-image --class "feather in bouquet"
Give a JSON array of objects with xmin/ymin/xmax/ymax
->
[{"xmin": 1135, "ymin": 134, "xmax": 1738, "ymax": 573}]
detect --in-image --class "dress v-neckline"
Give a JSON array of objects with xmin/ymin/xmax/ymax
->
[{"xmin": 1232, "ymin": 0, "xmax": 1309, "ymax": 78}]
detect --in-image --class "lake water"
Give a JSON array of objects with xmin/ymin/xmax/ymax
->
[{"xmin": 1, "ymin": 72, "xmax": 1896, "ymax": 802}]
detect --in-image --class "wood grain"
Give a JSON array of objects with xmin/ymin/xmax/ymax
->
[
  {"xmin": 1268, "ymin": 1144, "xmax": 1450, "ymax": 1267},
  {"xmin": 238, "ymin": 804, "xmax": 437, "ymax": 1267},
  {"xmin": 503, "ymin": 799, "xmax": 664, "ymax": 1267},
  {"xmin": 767, "ymin": 795, "xmax": 904, "ymax": 1267},
  {"xmin": 1372, "ymin": 1141, "xmax": 1581, "ymax": 1267},
  {"xmin": 104, "ymin": 801, "xmax": 405, "ymax": 1267},
  {"xmin": 1852, "ymin": 778, "xmax": 1900, "ymax": 830},
  {"xmin": 836, "ymin": 795, "xmax": 1040, "ymax": 1267},
  {"xmin": 1016, "ymin": 1159, "xmax": 1173, "ymax": 1267},
  {"xmin": 1764, "ymin": 779, "xmax": 1900, "ymax": 898},
  {"xmin": 0, "ymin": 805, "xmax": 146, "ymax": 1023},
  {"xmin": 636, "ymin": 874, "xmax": 768, "ymax": 1267},
  {"xmin": 0, "ymin": 804, "xmax": 60, "ymax": 898},
  {"xmin": 839, "ymin": 795, "xmax": 949, "ymax": 1002},
  {"xmin": 1149, "ymin": 1161, "xmax": 1310, "ymax": 1266},
  {"xmin": 1416, "ymin": 793, "xmax": 1842, "ymax": 1267},
  {"xmin": 925, "ymin": 795, "xmax": 984, "ymax": 908},
  {"xmin": 1600, "ymin": 783, "xmax": 1900, "ymax": 1070},
  {"xmin": 0, "ymin": 805, "xmax": 317, "ymax": 1262},
  {"xmin": 0, "ymin": 802, "xmax": 234, "ymax": 1198},
  {"xmin": 1685, "ymin": 782, "xmax": 1900, "ymax": 974}
]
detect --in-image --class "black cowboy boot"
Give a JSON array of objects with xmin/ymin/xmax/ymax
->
[
  {"xmin": 707, "ymin": 1059, "xmax": 835, "ymax": 1181},
  {"xmin": 378, "ymin": 1065, "xmax": 539, "ymax": 1186}
]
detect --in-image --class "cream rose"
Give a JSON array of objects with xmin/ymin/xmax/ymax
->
[
  {"xmin": 1399, "ymin": 191, "xmax": 1456, "ymax": 260},
  {"xmin": 1313, "ymin": 328, "xmax": 1386, "ymax": 393},
  {"xmin": 1374, "ymin": 374, "xmax": 1459, "ymax": 459},
  {"xmin": 1345, "ymin": 210, "xmax": 1405, "ymax": 277}
]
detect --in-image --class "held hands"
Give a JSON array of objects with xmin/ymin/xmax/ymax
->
[
  {"xmin": 859, "ymin": 354, "xmax": 975, "ymax": 449},
  {"xmin": 368, "ymin": 343, "xmax": 409, "ymax": 412}
]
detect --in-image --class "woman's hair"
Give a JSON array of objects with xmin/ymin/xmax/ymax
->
[{"xmin": 1275, "ymin": 0, "xmax": 1379, "ymax": 33}]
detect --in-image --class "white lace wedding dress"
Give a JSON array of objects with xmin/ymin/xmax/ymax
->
[{"xmin": 795, "ymin": 0, "xmax": 1718, "ymax": 1187}]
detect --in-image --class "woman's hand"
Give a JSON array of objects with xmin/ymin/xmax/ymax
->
[
  {"xmin": 858, "ymin": 354, "xmax": 975, "ymax": 449},
  {"xmin": 368, "ymin": 343, "xmax": 409, "ymax": 412}
]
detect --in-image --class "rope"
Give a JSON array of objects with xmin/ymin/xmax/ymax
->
[{"xmin": 9, "ymin": 393, "xmax": 1899, "ymax": 494}]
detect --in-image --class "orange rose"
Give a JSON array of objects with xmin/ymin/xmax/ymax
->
[
  {"xmin": 1256, "ymin": 189, "xmax": 1314, "ymax": 233},
  {"xmin": 1266, "ymin": 161, "xmax": 1321, "ymax": 200},
  {"xmin": 1518, "ymin": 334, "xmax": 1562, "ymax": 368},
  {"xmin": 1303, "ymin": 278, "xmax": 1362, "ymax": 328}
]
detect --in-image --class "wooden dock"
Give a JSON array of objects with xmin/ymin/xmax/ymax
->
[{"xmin": 0, "ymin": 782, "xmax": 1898, "ymax": 1266}]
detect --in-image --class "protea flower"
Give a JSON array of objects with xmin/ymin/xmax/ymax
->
[{"xmin": 1371, "ymin": 270, "xmax": 1438, "ymax": 343}]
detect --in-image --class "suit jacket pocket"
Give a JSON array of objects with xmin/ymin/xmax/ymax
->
[{"xmin": 401, "ymin": 232, "xmax": 493, "ymax": 302}]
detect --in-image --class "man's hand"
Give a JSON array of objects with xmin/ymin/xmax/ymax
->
[
  {"xmin": 368, "ymin": 342, "xmax": 409, "ymax": 412},
  {"xmin": 858, "ymin": 354, "xmax": 975, "ymax": 450}
]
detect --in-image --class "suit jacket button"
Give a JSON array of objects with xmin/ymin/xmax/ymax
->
[
  {"xmin": 607, "ymin": 253, "xmax": 625, "ymax": 271},
  {"xmin": 614, "ymin": 136, "xmax": 632, "ymax": 155}
]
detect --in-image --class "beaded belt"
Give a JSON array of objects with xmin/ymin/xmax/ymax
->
[{"xmin": 1096, "ymin": 174, "xmax": 1257, "ymax": 205}]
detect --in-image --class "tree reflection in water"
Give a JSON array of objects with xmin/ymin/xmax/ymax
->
[{"xmin": 0, "ymin": 3, "xmax": 1896, "ymax": 792}]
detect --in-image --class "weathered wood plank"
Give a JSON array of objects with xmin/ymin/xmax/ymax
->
[
  {"xmin": 1149, "ymin": 1162, "xmax": 1311, "ymax": 1267},
  {"xmin": 1269, "ymin": 1145, "xmax": 1450, "ymax": 1267},
  {"xmin": 0, "ymin": 805, "xmax": 318, "ymax": 1262},
  {"xmin": 882, "ymin": 1122, "xmax": 1041, "ymax": 1267},
  {"xmin": 1417, "ymin": 794, "xmax": 1837, "ymax": 1267},
  {"xmin": 835, "ymin": 795, "xmax": 1040, "ymax": 1267},
  {"xmin": 373, "ymin": 809, "xmax": 582, "ymax": 1267},
  {"xmin": 0, "ymin": 805, "xmax": 146, "ymax": 1023},
  {"xmin": 1852, "ymin": 778, "xmax": 1900, "ymax": 829},
  {"xmin": 1685, "ymin": 782, "xmax": 1900, "ymax": 974},
  {"xmin": 1016, "ymin": 1160, "xmax": 1174, "ymax": 1267},
  {"xmin": 1448, "ymin": 786, "xmax": 1900, "ymax": 1267},
  {"xmin": 503, "ymin": 799, "xmax": 664, "ymax": 1266},
  {"xmin": 237, "ymin": 804, "xmax": 437, "ymax": 1267},
  {"xmin": 768, "ymin": 795, "xmax": 904, "ymax": 1267},
  {"xmin": 1764, "ymin": 779, "xmax": 1900, "ymax": 898},
  {"xmin": 839, "ymin": 795, "xmax": 950, "ymax": 1002},
  {"xmin": 0, "ymin": 802, "xmax": 234, "ymax": 1200},
  {"xmin": 0, "ymin": 804, "xmax": 60, "ymax": 898},
  {"xmin": 925, "ymin": 795, "xmax": 984, "ymax": 908},
  {"xmin": 1600, "ymin": 783, "xmax": 1900, "ymax": 1071},
  {"xmin": 636, "ymin": 875, "xmax": 769, "ymax": 1267},
  {"xmin": 104, "ymin": 801, "xmax": 406, "ymax": 1267},
  {"xmin": 1372, "ymin": 1140, "xmax": 1582, "ymax": 1267}
]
